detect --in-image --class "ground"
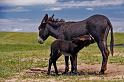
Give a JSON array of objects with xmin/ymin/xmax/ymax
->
[
  {"xmin": 0, "ymin": 32, "xmax": 124, "ymax": 82},
  {"xmin": 4, "ymin": 63, "xmax": 124, "ymax": 82}
]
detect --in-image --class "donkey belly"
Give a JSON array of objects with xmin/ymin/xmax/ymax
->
[
  {"xmin": 64, "ymin": 27, "xmax": 88, "ymax": 40},
  {"xmin": 61, "ymin": 52, "xmax": 72, "ymax": 56}
]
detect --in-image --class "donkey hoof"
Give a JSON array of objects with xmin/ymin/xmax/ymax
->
[
  {"xmin": 70, "ymin": 72, "xmax": 79, "ymax": 75},
  {"xmin": 62, "ymin": 71, "xmax": 68, "ymax": 75},
  {"xmin": 47, "ymin": 72, "xmax": 50, "ymax": 75},
  {"xmin": 99, "ymin": 70, "xmax": 105, "ymax": 75},
  {"xmin": 56, "ymin": 73, "xmax": 59, "ymax": 76}
]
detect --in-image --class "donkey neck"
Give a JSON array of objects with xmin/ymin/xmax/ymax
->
[{"xmin": 47, "ymin": 24, "xmax": 64, "ymax": 39}]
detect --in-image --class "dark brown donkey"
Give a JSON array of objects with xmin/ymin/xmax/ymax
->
[
  {"xmin": 47, "ymin": 35, "xmax": 93, "ymax": 75},
  {"xmin": 38, "ymin": 14, "xmax": 114, "ymax": 74}
]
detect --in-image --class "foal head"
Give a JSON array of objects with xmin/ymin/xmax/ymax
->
[{"xmin": 72, "ymin": 35, "xmax": 92, "ymax": 46}]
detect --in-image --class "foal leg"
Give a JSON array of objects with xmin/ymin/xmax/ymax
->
[
  {"xmin": 63, "ymin": 56, "xmax": 69, "ymax": 74},
  {"xmin": 70, "ymin": 56, "xmax": 74, "ymax": 72},
  {"xmin": 97, "ymin": 41, "xmax": 109, "ymax": 74},
  {"xmin": 47, "ymin": 57, "xmax": 59, "ymax": 75},
  {"xmin": 53, "ymin": 53, "xmax": 61, "ymax": 75},
  {"xmin": 71, "ymin": 55, "xmax": 78, "ymax": 74},
  {"xmin": 47, "ymin": 51, "xmax": 61, "ymax": 75}
]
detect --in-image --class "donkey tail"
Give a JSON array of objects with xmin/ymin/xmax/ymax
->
[{"xmin": 107, "ymin": 20, "xmax": 114, "ymax": 56}]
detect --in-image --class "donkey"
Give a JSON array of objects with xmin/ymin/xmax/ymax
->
[
  {"xmin": 38, "ymin": 14, "xmax": 114, "ymax": 74},
  {"xmin": 47, "ymin": 35, "xmax": 93, "ymax": 75}
]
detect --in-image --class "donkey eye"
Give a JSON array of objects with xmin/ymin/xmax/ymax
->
[
  {"xmin": 39, "ymin": 29, "xmax": 42, "ymax": 31},
  {"xmin": 38, "ymin": 27, "xmax": 41, "ymax": 30},
  {"xmin": 38, "ymin": 28, "xmax": 40, "ymax": 30}
]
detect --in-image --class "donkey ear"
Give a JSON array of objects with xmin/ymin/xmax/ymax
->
[
  {"xmin": 45, "ymin": 14, "xmax": 48, "ymax": 17},
  {"xmin": 42, "ymin": 14, "xmax": 48, "ymax": 23},
  {"xmin": 51, "ymin": 14, "xmax": 54, "ymax": 18},
  {"xmin": 44, "ymin": 14, "xmax": 48, "ymax": 21}
]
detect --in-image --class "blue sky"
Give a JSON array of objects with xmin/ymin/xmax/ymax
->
[{"xmin": 0, "ymin": 0, "xmax": 124, "ymax": 32}]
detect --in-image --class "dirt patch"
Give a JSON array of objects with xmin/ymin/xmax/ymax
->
[
  {"xmin": 27, "ymin": 64, "xmax": 124, "ymax": 79},
  {"xmin": 5, "ymin": 64, "xmax": 124, "ymax": 81}
]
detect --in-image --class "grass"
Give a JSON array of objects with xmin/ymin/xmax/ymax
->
[{"xmin": 0, "ymin": 32, "xmax": 124, "ymax": 81}]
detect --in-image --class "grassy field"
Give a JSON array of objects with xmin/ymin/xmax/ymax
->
[{"xmin": 0, "ymin": 32, "xmax": 124, "ymax": 82}]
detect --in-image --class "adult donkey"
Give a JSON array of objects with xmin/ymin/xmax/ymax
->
[{"xmin": 38, "ymin": 14, "xmax": 114, "ymax": 74}]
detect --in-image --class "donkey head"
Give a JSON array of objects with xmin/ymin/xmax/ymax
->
[
  {"xmin": 38, "ymin": 14, "xmax": 55, "ymax": 44},
  {"xmin": 38, "ymin": 14, "xmax": 65, "ymax": 44}
]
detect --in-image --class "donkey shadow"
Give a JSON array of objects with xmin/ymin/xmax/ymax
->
[{"xmin": 29, "ymin": 68, "xmax": 100, "ymax": 76}]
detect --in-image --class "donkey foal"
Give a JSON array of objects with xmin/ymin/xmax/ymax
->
[{"xmin": 47, "ymin": 35, "xmax": 92, "ymax": 75}]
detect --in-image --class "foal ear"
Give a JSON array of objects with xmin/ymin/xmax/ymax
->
[
  {"xmin": 79, "ymin": 35, "xmax": 92, "ymax": 41},
  {"xmin": 73, "ymin": 36, "xmax": 87, "ymax": 41},
  {"xmin": 72, "ymin": 37, "xmax": 85, "ymax": 42},
  {"xmin": 78, "ymin": 37, "xmax": 86, "ymax": 41}
]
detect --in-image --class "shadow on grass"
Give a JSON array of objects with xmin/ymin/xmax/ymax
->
[
  {"xmin": 114, "ymin": 44, "xmax": 124, "ymax": 47},
  {"xmin": 28, "ymin": 68, "xmax": 100, "ymax": 76},
  {"xmin": 108, "ymin": 43, "xmax": 124, "ymax": 47}
]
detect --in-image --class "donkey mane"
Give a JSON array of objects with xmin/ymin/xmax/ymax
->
[{"xmin": 48, "ymin": 18, "xmax": 80, "ymax": 30}]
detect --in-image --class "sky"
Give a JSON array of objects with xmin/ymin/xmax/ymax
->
[{"xmin": 0, "ymin": 0, "xmax": 124, "ymax": 32}]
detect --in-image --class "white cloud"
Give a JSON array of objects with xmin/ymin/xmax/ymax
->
[
  {"xmin": 1, "ymin": 7, "xmax": 30, "ymax": 12},
  {"xmin": 42, "ymin": 0, "xmax": 124, "ymax": 11},
  {"xmin": 0, "ymin": 19, "xmax": 15, "ymax": 24},
  {"xmin": 0, "ymin": 18, "xmax": 38, "ymax": 32},
  {"xmin": 108, "ymin": 17, "xmax": 124, "ymax": 32},
  {"xmin": 0, "ymin": 17, "xmax": 124, "ymax": 32},
  {"xmin": 0, "ymin": 0, "xmax": 57, "ymax": 6},
  {"xmin": 16, "ymin": 18, "xmax": 31, "ymax": 22},
  {"xmin": 0, "ymin": 18, "xmax": 31, "ymax": 24},
  {"xmin": 49, "ymin": 0, "xmax": 124, "ymax": 9},
  {"xmin": 112, "ymin": 20, "xmax": 124, "ymax": 32},
  {"xmin": 1, "ymin": 0, "xmax": 123, "ymax": 7},
  {"xmin": 12, "ymin": 28, "xmax": 23, "ymax": 32},
  {"xmin": 86, "ymin": 8, "xmax": 94, "ymax": 11},
  {"xmin": 44, "ymin": 7, "xmax": 62, "ymax": 11}
]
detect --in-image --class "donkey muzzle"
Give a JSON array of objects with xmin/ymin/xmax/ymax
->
[{"xmin": 38, "ymin": 37, "xmax": 44, "ymax": 44}]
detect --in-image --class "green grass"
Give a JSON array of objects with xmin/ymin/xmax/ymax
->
[
  {"xmin": 0, "ymin": 32, "xmax": 54, "ymax": 78},
  {"xmin": 0, "ymin": 32, "xmax": 124, "ymax": 81}
]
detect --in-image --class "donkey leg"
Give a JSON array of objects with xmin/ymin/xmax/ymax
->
[
  {"xmin": 63, "ymin": 56, "xmax": 69, "ymax": 74},
  {"xmin": 47, "ymin": 58, "xmax": 53, "ymax": 75},
  {"xmin": 53, "ymin": 61, "xmax": 58, "ymax": 75},
  {"xmin": 99, "ymin": 27, "xmax": 110, "ymax": 74},
  {"xmin": 101, "ymin": 41, "xmax": 110, "ymax": 74},
  {"xmin": 97, "ymin": 41, "xmax": 109, "ymax": 74},
  {"xmin": 70, "ymin": 56, "xmax": 74, "ymax": 72},
  {"xmin": 74, "ymin": 55, "xmax": 78, "ymax": 73}
]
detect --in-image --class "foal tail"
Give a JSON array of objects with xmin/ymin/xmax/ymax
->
[{"xmin": 107, "ymin": 19, "xmax": 114, "ymax": 56}]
